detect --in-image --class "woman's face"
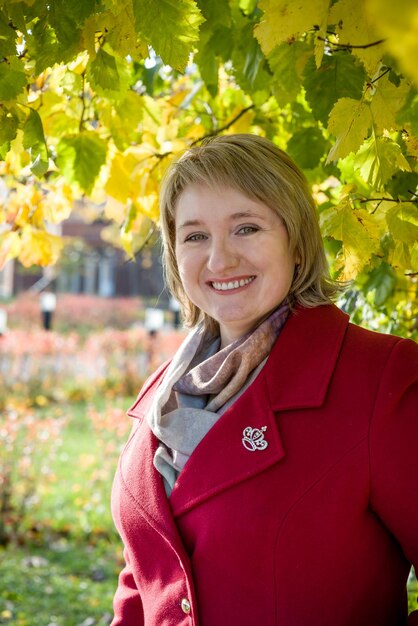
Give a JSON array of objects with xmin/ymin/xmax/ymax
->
[{"xmin": 174, "ymin": 183, "xmax": 297, "ymax": 347}]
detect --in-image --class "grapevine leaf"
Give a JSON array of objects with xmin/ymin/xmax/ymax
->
[
  {"xmin": 354, "ymin": 136, "xmax": 411, "ymax": 190},
  {"xmin": 327, "ymin": 97, "xmax": 372, "ymax": 162},
  {"xmin": 329, "ymin": 0, "xmax": 384, "ymax": 76},
  {"xmin": 0, "ymin": 57, "xmax": 27, "ymax": 101},
  {"xmin": 255, "ymin": 0, "xmax": 331, "ymax": 56},
  {"xmin": 56, "ymin": 133, "xmax": 107, "ymax": 193},
  {"xmin": 286, "ymin": 127, "xmax": 328, "ymax": 169},
  {"xmin": 303, "ymin": 52, "xmax": 366, "ymax": 125},
  {"xmin": 132, "ymin": 0, "xmax": 205, "ymax": 71}
]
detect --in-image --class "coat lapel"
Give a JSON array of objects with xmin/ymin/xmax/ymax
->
[{"xmin": 125, "ymin": 305, "xmax": 350, "ymax": 521}]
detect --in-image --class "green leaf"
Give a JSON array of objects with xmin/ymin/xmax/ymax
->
[
  {"xmin": 230, "ymin": 10, "xmax": 271, "ymax": 95},
  {"xmin": 196, "ymin": 0, "xmax": 231, "ymax": 26},
  {"xmin": 303, "ymin": 52, "xmax": 366, "ymax": 125},
  {"xmin": 28, "ymin": 17, "xmax": 62, "ymax": 73},
  {"xmin": 0, "ymin": 57, "xmax": 27, "ymax": 101},
  {"xmin": 386, "ymin": 202, "xmax": 418, "ymax": 245},
  {"xmin": 23, "ymin": 108, "xmax": 49, "ymax": 176},
  {"xmin": 48, "ymin": 0, "xmax": 97, "ymax": 54},
  {"xmin": 286, "ymin": 127, "xmax": 328, "ymax": 169},
  {"xmin": 0, "ymin": 9, "xmax": 18, "ymax": 57},
  {"xmin": 363, "ymin": 262, "xmax": 396, "ymax": 306},
  {"xmin": 397, "ymin": 91, "xmax": 418, "ymax": 136},
  {"xmin": 267, "ymin": 41, "xmax": 310, "ymax": 106},
  {"xmin": 132, "ymin": 0, "xmax": 205, "ymax": 71},
  {"xmin": 327, "ymin": 97, "xmax": 372, "ymax": 162},
  {"xmin": 0, "ymin": 106, "xmax": 18, "ymax": 144},
  {"xmin": 56, "ymin": 132, "xmax": 107, "ymax": 193},
  {"xmin": 354, "ymin": 136, "xmax": 411, "ymax": 190},
  {"xmin": 88, "ymin": 48, "xmax": 120, "ymax": 92}
]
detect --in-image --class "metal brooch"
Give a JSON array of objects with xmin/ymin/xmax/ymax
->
[{"xmin": 242, "ymin": 426, "xmax": 268, "ymax": 452}]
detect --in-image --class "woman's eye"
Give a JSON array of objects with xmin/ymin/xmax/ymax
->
[
  {"xmin": 237, "ymin": 225, "xmax": 259, "ymax": 235},
  {"xmin": 184, "ymin": 233, "xmax": 207, "ymax": 242}
]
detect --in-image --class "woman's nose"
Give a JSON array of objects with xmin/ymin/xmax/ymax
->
[{"xmin": 206, "ymin": 238, "xmax": 239, "ymax": 274}]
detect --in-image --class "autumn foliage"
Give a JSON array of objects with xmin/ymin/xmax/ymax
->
[{"xmin": 0, "ymin": 0, "xmax": 417, "ymax": 333}]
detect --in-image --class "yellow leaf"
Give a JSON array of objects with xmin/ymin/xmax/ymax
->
[
  {"xmin": 320, "ymin": 197, "xmax": 380, "ymax": 279},
  {"xmin": 365, "ymin": 0, "xmax": 418, "ymax": 88},
  {"xmin": 327, "ymin": 97, "xmax": 372, "ymax": 162},
  {"xmin": 404, "ymin": 134, "xmax": 418, "ymax": 159},
  {"xmin": 255, "ymin": 0, "xmax": 331, "ymax": 56},
  {"xmin": 225, "ymin": 107, "xmax": 255, "ymax": 134},
  {"xmin": 354, "ymin": 135, "xmax": 411, "ymax": 190},
  {"xmin": 314, "ymin": 28, "xmax": 326, "ymax": 68},
  {"xmin": 105, "ymin": 151, "xmax": 132, "ymax": 205},
  {"xmin": 411, "ymin": 242, "xmax": 418, "ymax": 271},
  {"xmin": 68, "ymin": 51, "xmax": 90, "ymax": 75},
  {"xmin": 0, "ymin": 230, "xmax": 21, "ymax": 268},
  {"xmin": 19, "ymin": 227, "xmax": 63, "ymax": 267},
  {"xmin": 389, "ymin": 240, "xmax": 412, "ymax": 270},
  {"xmin": 42, "ymin": 183, "xmax": 74, "ymax": 224},
  {"xmin": 329, "ymin": 0, "xmax": 384, "ymax": 76},
  {"xmin": 369, "ymin": 74, "xmax": 410, "ymax": 133}
]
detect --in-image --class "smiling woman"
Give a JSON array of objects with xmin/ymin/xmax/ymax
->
[
  {"xmin": 174, "ymin": 184, "xmax": 296, "ymax": 347},
  {"xmin": 110, "ymin": 134, "xmax": 418, "ymax": 626}
]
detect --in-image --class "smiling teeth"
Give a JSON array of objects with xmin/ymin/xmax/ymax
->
[{"xmin": 212, "ymin": 277, "xmax": 255, "ymax": 291}]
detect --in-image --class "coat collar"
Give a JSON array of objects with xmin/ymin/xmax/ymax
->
[
  {"xmin": 125, "ymin": 304, "xmax": 349, "ymax": 522},
  {"xmin": 265, "ymin": 303, "xmax": 349, "ymax": 410}
]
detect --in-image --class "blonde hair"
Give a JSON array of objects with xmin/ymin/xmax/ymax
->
[{"xmin": 160, "ymin": 133, "xmax": 340, "ymax": 330}]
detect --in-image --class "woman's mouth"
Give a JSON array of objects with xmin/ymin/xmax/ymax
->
[{"xmin": 210, "ymin": 276, "xmax": 256, "ymax": 291}]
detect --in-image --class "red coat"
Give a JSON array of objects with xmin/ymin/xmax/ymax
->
[{"xmin": 111, "ymin": 304, "xmax": 418, "ymax": 626}]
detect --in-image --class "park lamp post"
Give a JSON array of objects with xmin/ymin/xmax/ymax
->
[{"xmin": 40, "ymin": 291, "xmax": 57, "ymax": 331}]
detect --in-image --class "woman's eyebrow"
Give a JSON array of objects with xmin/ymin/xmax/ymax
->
[
  {"xmin": 177, "ymin": 219, "xmax": 204, "ymax": 231},
  {"xmin": 177, "ymin": 210, "xmax": 268, "ymax": 231}
]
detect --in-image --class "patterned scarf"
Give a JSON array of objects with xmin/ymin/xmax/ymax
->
[{"xmin": 147, "ymin": 301, "xmax": 290, "ymax": 493}]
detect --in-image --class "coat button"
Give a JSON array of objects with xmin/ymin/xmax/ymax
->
[{"xmin": 181, "ymin": 598, "xmax": 191, "ymax": 614}]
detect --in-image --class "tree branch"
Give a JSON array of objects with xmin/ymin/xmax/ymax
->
[
  {"xmin": 190, "ymin": 105, "xmax": 256, "ymax": 146},
  {"xmin": 318, "ymin": 36, "xmax": 386, "ymax": 50},
  {"xmin": 78, "ymin": 72, "xmax": 87, "ymax": 133},
  {"xmin": 359, "ymin": 197, "xmax": 418, "ymax": 204}
]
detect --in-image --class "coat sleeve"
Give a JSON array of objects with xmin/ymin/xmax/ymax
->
[
  {"xmin": 368, "ymin": 338, "xmax": 418, "ymax": 623},
  {"xmin": 110, "ymin": 547, "xmax": 144, "ymax": 626}
]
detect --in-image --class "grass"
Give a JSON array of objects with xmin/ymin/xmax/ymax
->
[
  {"xmin": 0, "ymin": 395, "xmax": 135, "ymax": 626},
  {"xmin": 0, "ymin": 538, "xmax": 121, "ymax": 626},
  {"xmin": 1, "ymin": 395, "xmax": 417, "ymax": 624}
]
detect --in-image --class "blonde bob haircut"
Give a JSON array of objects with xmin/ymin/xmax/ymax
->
[{"xmin": 160, "ymin": 133, "xmax": 340, "ymax": 331}]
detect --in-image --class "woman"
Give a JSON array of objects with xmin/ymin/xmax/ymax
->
[{"xmin": 111, "ymin": 134, "xmax": 418, "ymax": 626}]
